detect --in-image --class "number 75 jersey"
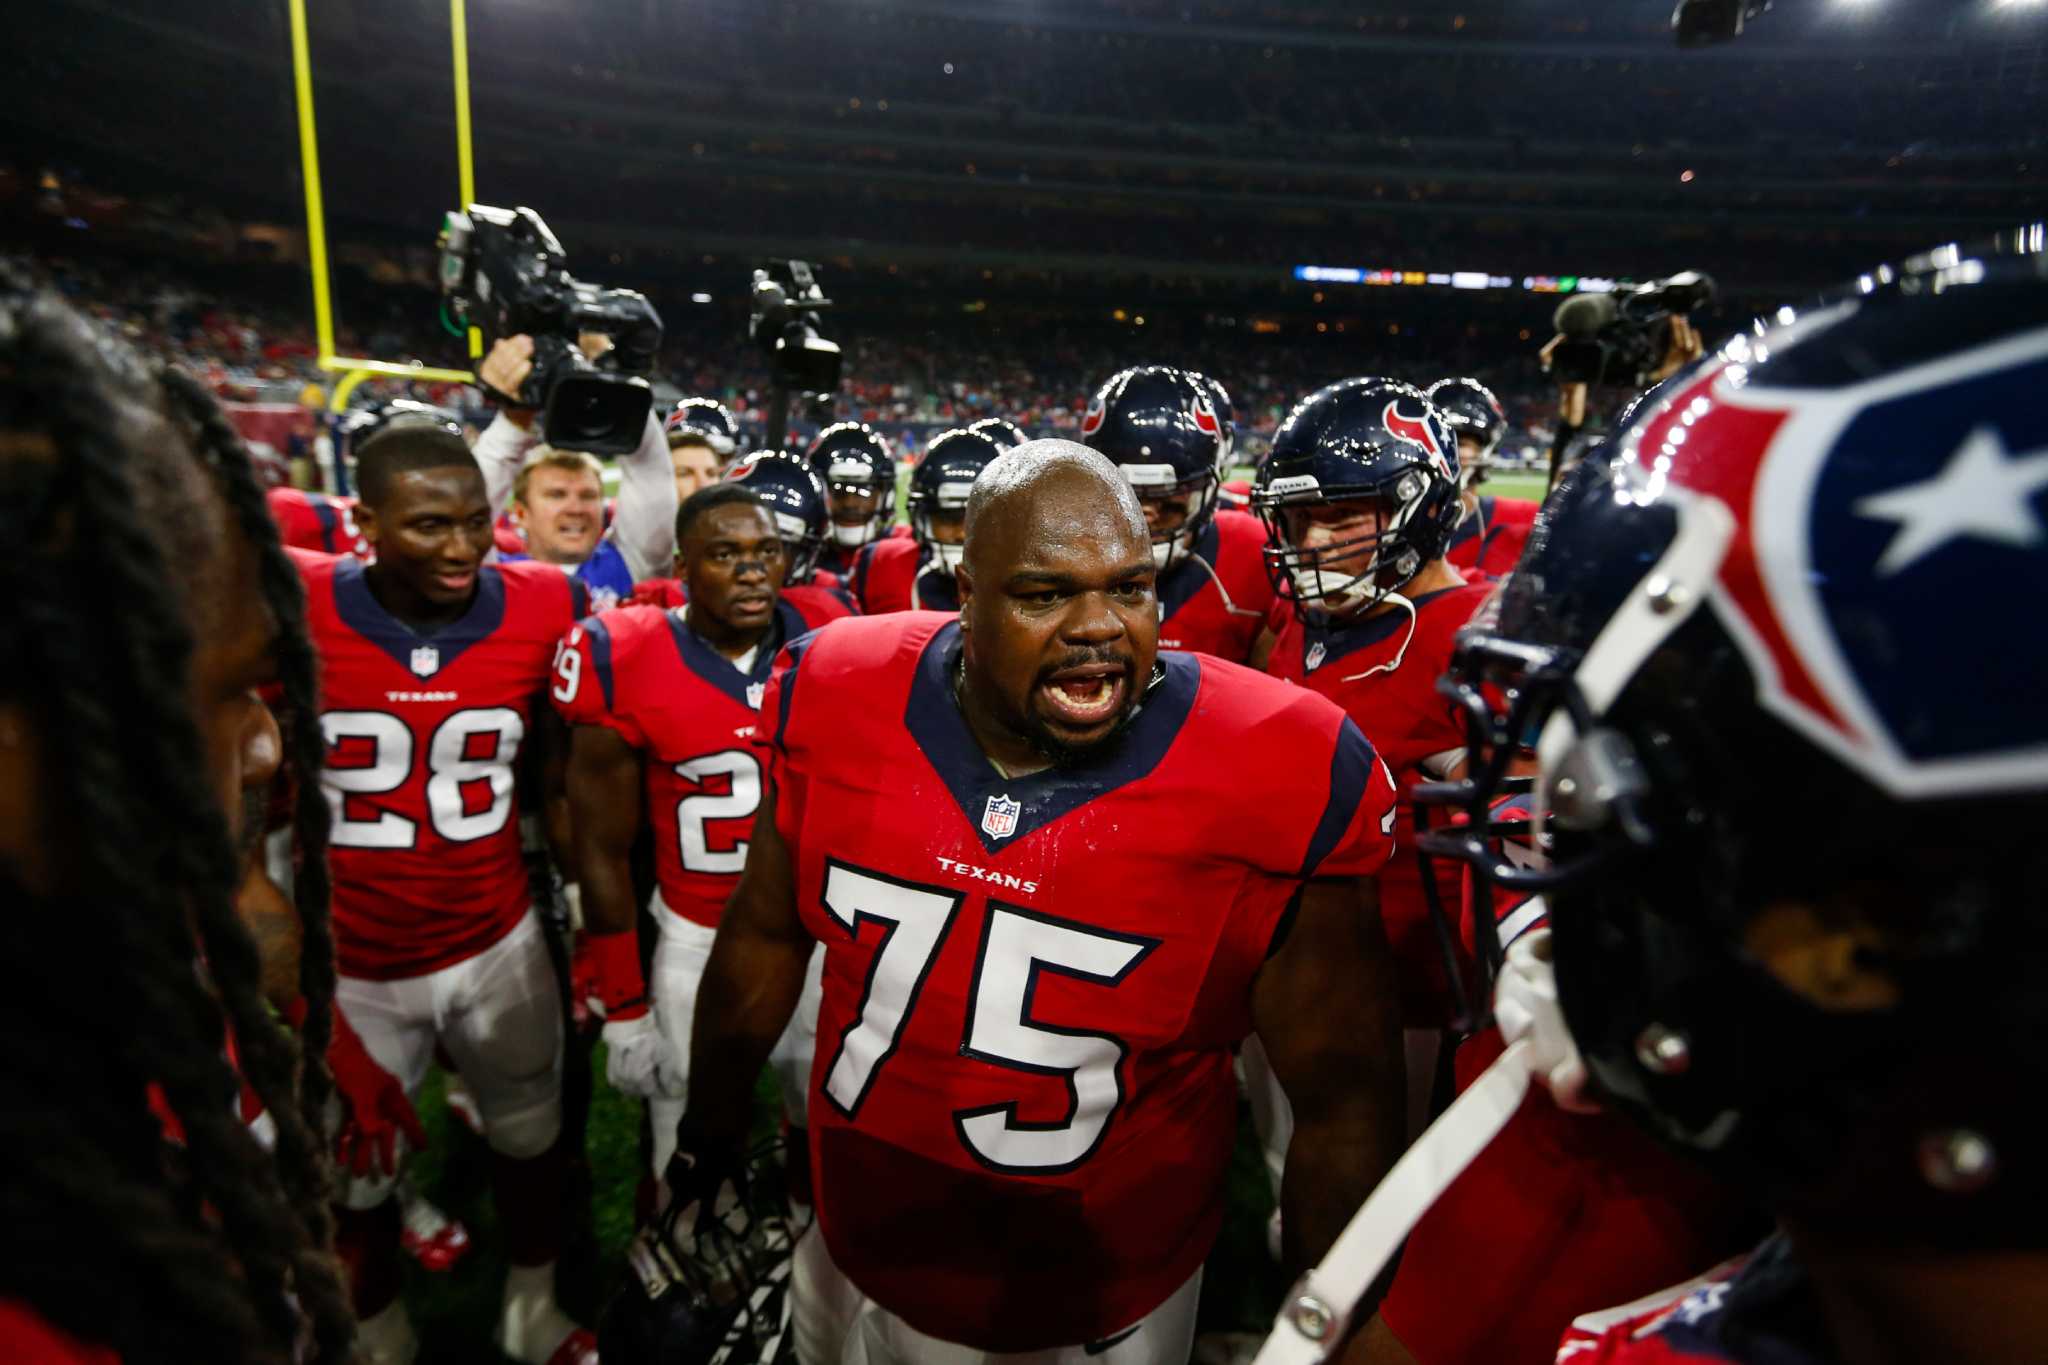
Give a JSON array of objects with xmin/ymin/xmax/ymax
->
[
  {"xmin": 295, "ymin": 551, "xmax": 586, "ymax": 980},
  {"xmin": 757, "ymin": 612, "xmax": 1398, "ymax": 1353}
]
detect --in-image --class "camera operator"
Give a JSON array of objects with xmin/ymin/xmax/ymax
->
[
  {"xmin": 473, "ymin": 334, "xmax": 676, "ymax": 610},
  {"xmin": 1538, "ymin": 273, "xmax": 1711, "ymax": 489}
]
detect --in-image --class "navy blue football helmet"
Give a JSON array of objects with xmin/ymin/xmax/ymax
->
[
  {"xmin": 598, "ymin": 1139, "xmax": 806, "ymax": 1365},
  {"xmin": 726, "ymin": 450, "xmax": 830, "ymax": 584},
  {"xmin": 966, "ymin": 416, "xmax": 1030, "ymax": 448},
  {"xmin": 1414, "ymin": 225, "xmax": 2048, "ymax": 1244},
  {"xmin": 667, "ymin": 397, "xmax": 742, "ymax": 459},
  {"xmin": 806, "ymin": 421, "xmax": 896, "ymax": 551},
  {"xmin": 1252, "ymin": 377, "xmax": 1462, "ymax": 616},
  {"xmin": 1426, "ymin": 376, "xmax": 1507, "ymax": 490},
  {"xmin": 907, "ymin": 428, "xmax": 1005, "ymax": 573},
  {"xmin": 1079, "ymin": 365, "xmax": 1230, "ymax": 571}
]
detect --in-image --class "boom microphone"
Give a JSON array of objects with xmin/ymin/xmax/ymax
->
[{"xmin": 1552, "ymin": 291, "xmax": 1618, "ymax": 339}]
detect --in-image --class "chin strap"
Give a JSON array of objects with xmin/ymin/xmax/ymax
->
[
  {"xmin": 1182, "ymin": 549, "xmax": 1267, "ymax": 620},
  {"xmin": 1335, "ymin": 591, "xmax": 1420, "ymax": 683},
  {"xmin": 1250, "ymin": 931, "xmax": 1593, "ymax": 1365}
]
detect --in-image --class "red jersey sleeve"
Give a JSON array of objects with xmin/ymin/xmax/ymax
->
[
  {"xmin": 548, "ymin": 614, "xmax": 647, "ymax": 747},
  {"xmin": 1294, "ymin": 714, "xmax": 1399, "ymax": 881},
  {"xmin": 752, "ymin": 630, "xmax": 822, "ymax": 852}
]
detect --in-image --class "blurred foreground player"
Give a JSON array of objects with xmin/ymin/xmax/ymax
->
[
  {"xmin": 298, "ymin": 424, "xmax": 597, "ymax": 1364},
  {"xmin": 1434, "ymin": 233, "xmax": 2048, "ymax": 1364},
  {"xmin": 555, "ymin": 484, "xmax": 851, "ymax": 1176},
  {"xmin": 1429, "ymin": 376, "xmax": 1536, "ymax": 579},
  {"xmin": 0, "ymin": 275, "xmax": 356, "ymax": 1363},
  {"xmin": 679, "ymin": 440, "xmax": 1407, "ymax": 1365},
  {"xmin": 850, "ymin": 425, "xmax": 1005, "ymax": 613},
  {"xmin": 1081, "ymin": 365, "xmax": 1274, "ymax": 661}
]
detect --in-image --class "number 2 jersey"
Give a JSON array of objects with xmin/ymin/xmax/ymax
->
[
  {"xmin": 757, "ymin": 612, "xmax": 1398, "ymax": 1351},
  {"xmin": 294, "ymin": 550, "xmax": 587, "ymax": 980},
  {"xmin": 549, "ymin": 595, "xmax": 852, "ymax": 926}
]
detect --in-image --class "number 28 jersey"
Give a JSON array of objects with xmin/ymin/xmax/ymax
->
[
  {"xmin": 295, "ymin": 551, "xmax": 586, "ymax": 980},
  {"xmin": 548, "ymin": 596, "xmax": 852, "ymax": 926},
  {"xmin": 757, "ymin": 612, "xmax": 1397, "ymax": 1352}
]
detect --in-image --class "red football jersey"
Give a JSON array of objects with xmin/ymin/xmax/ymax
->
[
  {"xmin": 758, "ymin": 612, "xmax": 1397, "ymax": 1351},
  {"xmin": 1155, "ymin": 509, "xmax": 1276, "ymax": 663},
  {"xmin": 267, "ymin": 487, "xmax": 367, "ymax": 558},
  {"xmin": 849, "ymin": 536, "xmax": 957, "ymax": 614},
  {"xmin": 1380, "ymin": 1029, "xmax": 1755, "ymax": 1365},
  {"xmin": 1446, "ymin": 494, "xmax": 1539, "ymax": 579},
  {"xmin": 550, "ymin": 596, "xmax": 850, "ymax": 927},
  {"xmin": 296, "ymin": 550, "xmax": 586, "ymax": 980},
  {"xmin": 1553, "ymin": 1245, "xmax": 1809, "ymax": 1364},
  {"xmin": 1266, "ymin": 580, "xmax": 1494, "ymax": 1026}
]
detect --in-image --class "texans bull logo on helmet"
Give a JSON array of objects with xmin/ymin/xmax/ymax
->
[
  {"xmin": 1615, "ymin": 322, "xmax": 2048, "ymax": 799},
  {"xmin": 1381, "ymin": 399, "xmax": 1455, "ymax": 482},
  {"xmin": 1080, "ymin": 394, "xmax": 1107, "ymax": 439},
  {"xmin": 1191, "ymin": 393, "xmax": 1221, "ymax": 439}
]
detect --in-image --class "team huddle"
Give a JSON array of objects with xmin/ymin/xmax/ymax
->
[{"xmin": 4, "ymin": 229, "xmax": 2042, "ymax": 1365}]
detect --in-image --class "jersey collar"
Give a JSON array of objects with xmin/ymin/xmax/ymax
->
[
  {"xmin": 333, "ymin": 557, "xmax": 507, "ymax": 674},
  {"xmin": 1302, "ymin": 582, "xmax": 1467, "ymax": 672},
  {"xmin": 904, "ymin": 620, "xmax": 1199, "ymax": 854},
  {"xmin": 666, "ymin": 598, "xmax": 801, "ymax": 710}
]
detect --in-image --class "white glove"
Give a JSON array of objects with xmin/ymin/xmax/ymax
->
[
  {"xmin": 1492, "ymin": 926, "xmax": 1598, "ymax": 1114},
  {"xmin": 602, "ymin": 1015, "xmax": 686, "ymax": 1099}
]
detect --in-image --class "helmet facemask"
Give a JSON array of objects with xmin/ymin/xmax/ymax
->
[
  {"xmin": 1256, "ymin": 469, "xmax": 1445, "ymax": 618},
  {"xmin": 910, "ymin": 480, "xmax": 974, "ymax": 572},
  {"xmin": 1120, "ymin": 462, "xmax": 1222, "ymax": 571},
  {"xmin": 823, "ymin": 458, "xmax": 892, "ymax": 549}
]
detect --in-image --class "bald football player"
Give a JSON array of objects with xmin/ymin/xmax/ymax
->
[{"xmin": 676, "ymin": 440, "xmax": 1408, "ymax": 1365}]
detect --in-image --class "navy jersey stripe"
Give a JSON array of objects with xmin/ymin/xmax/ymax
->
[
  {"xmin": 580, "ymin": 615, "xmax": 617, "ymax": 711},
  {"xmin": 773, "ymin": 629, "xmax": 822, "ymax": 756},
  {"xmin": 1300, "ymin": 716, "xmax": 1375, "ymax": 878}
]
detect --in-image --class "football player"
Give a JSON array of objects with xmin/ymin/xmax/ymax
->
[
  {"xmin": 1256, "ymin": 378, "xmax": 1492, "ymax": 1038},
  {"xmin": 850, "ymin": 426, "xmax": 1006, "ymax": 614},
  {"xmin": 678, "ymin": 440, "xmax": 1407, "ymax": 1365},
  {"xmin": 297, "ymin": 423, "xmax": 597, "ymax": 1365},
  {"xmin": 634, "ymin": 452, "xmax": 860, "ymax": 619},
  {"xmin": 1428, "ymin": 376, "xmax": 1537, "ymax": 579},
  {"xmin": 0, "ymin": 276, "xmax": 356, "ymax": 1363},
  {"xmin": 1081, "ymin": 366, "xmax": 1273, "ymax": 661},
  {"xmin": 807, "ymin": 421, "xmax": 903, "ymax": 578},
  {"xmin": 667, "ymin": 420, "xmax": 723, "ymax": 508},
  {"xmin": 554, "ymin": 483, "xmax": 852, "ymax": 1179},
  {"xmin": 1413, "ymin": 233, "xmax": 2048, "ymax": 1363},
  {"xmin": 472, "ymin": 335, "xmax": 678, "ymax": 611}
]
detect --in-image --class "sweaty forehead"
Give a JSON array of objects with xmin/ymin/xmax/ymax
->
[
  {"xmin": 690, "ymin": 501, "xmax": 777, "ymax": 544},
  {"xmin": 980, "ymin": 468, "xmax": 1149, "ymax": 577}
]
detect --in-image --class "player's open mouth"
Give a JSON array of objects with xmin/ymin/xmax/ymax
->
[
  {"xmin": 1038, "ymin": 663, "xmax": 1127, "ymax": 728},
  {"xmin": 730, "ymin": 591, "xmax": 773, "ymax": 613},
  {"xmin": 434, "ymin": 568, "xmax": 477, "ymax": 593}
]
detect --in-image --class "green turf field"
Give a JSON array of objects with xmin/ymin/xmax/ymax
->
[{"xmin": 405, "ymin": 1051, "xmax": 1288, "ymax": 1359}]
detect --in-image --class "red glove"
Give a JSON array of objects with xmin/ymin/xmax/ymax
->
[{"xmin": 320, "ymin": 1005, "xmax": 427, "ymax": 1178}]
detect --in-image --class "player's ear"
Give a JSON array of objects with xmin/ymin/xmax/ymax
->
[
  {"xmin": 955, "ymin": 564, "xmax": 972, "ymax": 630},
  {"xmin": 353, "ymin": 501, "xmax": 382, "ymax": 549}
]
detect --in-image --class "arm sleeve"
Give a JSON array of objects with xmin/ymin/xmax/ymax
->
[
  {"xmin": 473, "ymin": 411, "xmax": 542, "ymax": 523},
  {"xmin": 608, "ymin": 410, "xmax": 679, "ymax": 583},
  {"xmin": 752, "ymin": 632, "xmax": 822, "ymax": 850}
]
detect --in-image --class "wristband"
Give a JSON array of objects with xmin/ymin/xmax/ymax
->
[{"xmin": 585, "ymin": 929, "xmax": 649, "ymax": 1021}]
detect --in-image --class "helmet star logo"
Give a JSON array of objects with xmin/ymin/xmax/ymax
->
[{"xmin": 1853, "ymin": 425, "xmax": 2048, "ymax": 575}]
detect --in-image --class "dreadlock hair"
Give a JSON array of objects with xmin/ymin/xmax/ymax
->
[{"xmin": 0, "ymin": 270, "xmax": 355, "ymax": 1363}]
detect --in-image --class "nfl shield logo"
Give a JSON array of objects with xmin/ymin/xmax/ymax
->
[
  {"xmin": 981, "ymin": 793, "xmax": 1021, "ymax": 840},
  {"xmin": 746, "ymin": 681, "xmax": 766, "ymax": 710},
  {"xmin": 409, "ymin": 645, "xmax": 441, "ymax": 678},
  {"xmin": 1305, "ymin": 640, "xmax": 1326, "ymax": 673}
]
